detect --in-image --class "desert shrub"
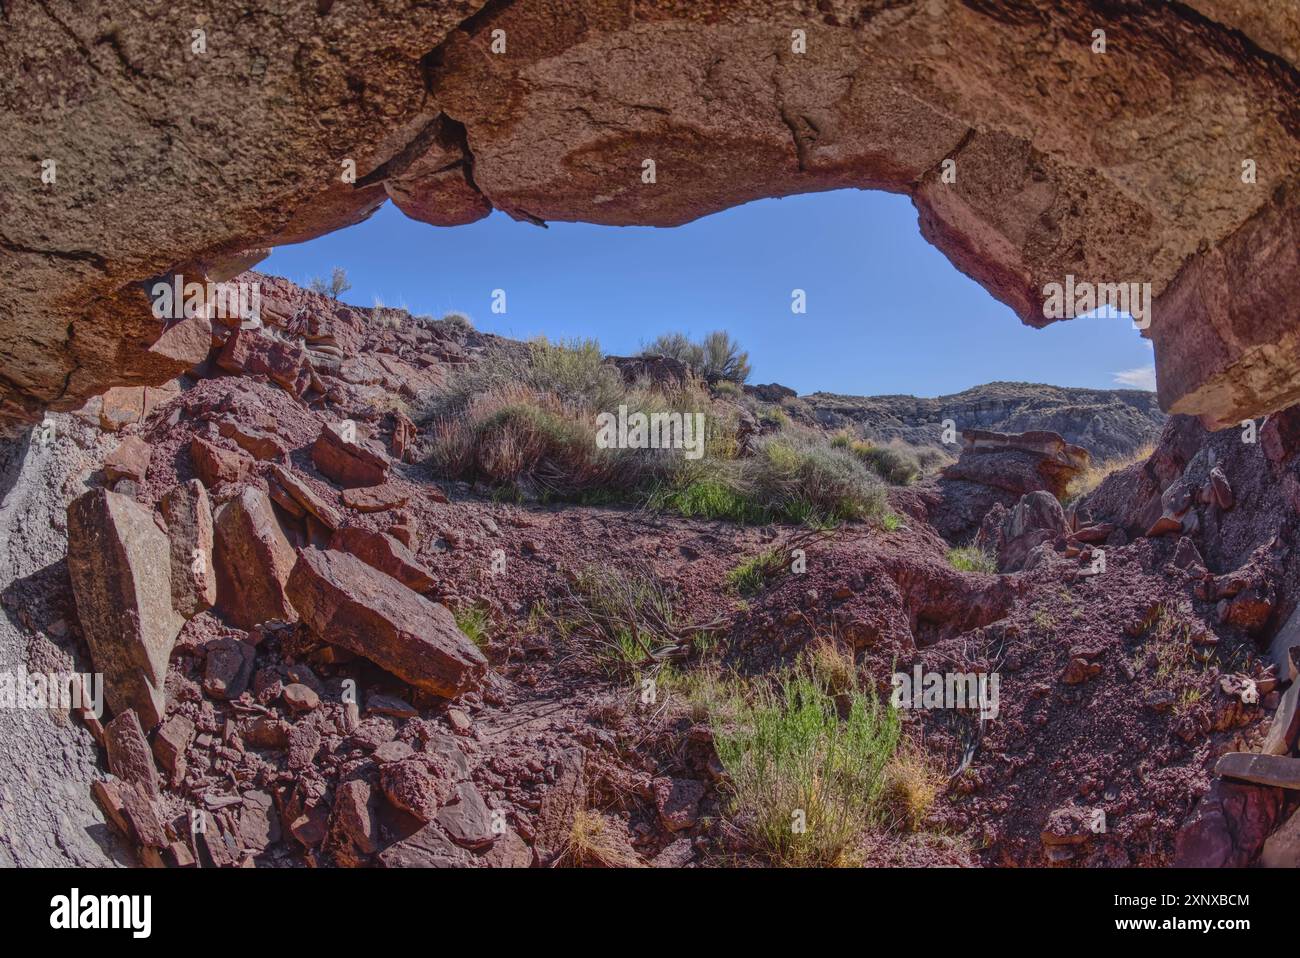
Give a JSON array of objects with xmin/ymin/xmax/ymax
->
[
  {"xmin": 947, "ymin": 545, "xmax": 997, "ymax": 573},
  {"xmin": 712, "ymin": 379, "xmax": 742, "ymax": 397},
  {"xmin": 564, "ymin": 810, "xmax": 640, "ymax": 867},
  {"xmin": 737, "ymin": 434, "xmax": 886, "ymax": 526},
  {"xmin": 758, "ymin": 406, "xmax": 789, "ymax": 429},
  {"xmin": 881, "ymin": 744, "xmax": 945, "ymax": 832},
  {"xmin": 309, "ymin": 266, "xmax": 351, "ymax": 300},
  {"xmin": 642, "ymin": 330, "xmax": 751, "ymax": 384},
  {"xmin": 557, "ymin": 562, "xmax": 726, "ymax": 677},
  {"xmin": 851, "ymin": 441, "xmax": 921, "ymax": 485},
  {"xmin": 712, "ymin": 668, "xmax": 900, "ymax": 867},
  {"xmin": 440, "ymin": 311, "xmax": 473, "ymax": 333}
]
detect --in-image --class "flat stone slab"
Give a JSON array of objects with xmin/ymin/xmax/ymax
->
[{"xmin": 1216, "ymin": 752, "xmax": 1300, "ymax": 790}]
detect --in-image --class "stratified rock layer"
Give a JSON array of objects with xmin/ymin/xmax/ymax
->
[{"xmin": 1, "ymin": 1, "xmax": 1298, "ymax": 433}]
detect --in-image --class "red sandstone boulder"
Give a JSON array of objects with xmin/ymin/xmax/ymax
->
[
  {"xmin": 329, "ymin": 526, "xmax": 437, "ymax": 593},
  {"xmin": 942, "ymin": 429, "xmax": 1088, "ymax": 500},
  {"xmin": 217, "ymin": 417, "xmax": 287, "ymax": 461},
  {"xmin": 66, "ymin": 489, "xmax": 184, "ymax": 728},
  {"xmin": 99, "ymin": 386, "xmax": 146, "ymax": 432},
  {"xmin": 267, "ymin": 465, "xmax": 342, "ymax": 529},
  {"xmin": 103, "ymin": 435, "xmax": 152, "ymax": 484},
  {"xmin": 213, "ymin": 486, "xmax": 298, "ymax": 628},
  {"xmin": 286, "ymin": 548, "xmax": 486, "ymax": 698},
  {"xmin": 160, "ymin": 478, "xmax": 217, "ymax": 618},
  {"xmin": 1174, "ymin": 779, "xmax": 1283, "ymax": 867},
  {"xmin": 216, "ymin": 326, "xmax": 311, "ymax": 395},
  {"xmin": 190, "ymin": 436, "xmax": 251, "ymax": 487},
  {"xmin": 311, "ymin": 422, "xmax": 390, "ymax": 488}
]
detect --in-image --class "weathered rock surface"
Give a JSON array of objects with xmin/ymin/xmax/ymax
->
[
  {"xmin": 329, "ymin": 526, "xmax": 437, "ymax": 593},
  {"xmin": 285, "ymin": 548, "xmax": 486, "ymax": 698},
  {"xmin": 212, "ymin": 486, "xmax": 297, "ymax": 629},
  {"xmin": 67, "ymin": 489, "xmax": 184, "ymax": 728},
  {"xmin": 311, "ymin": 423, "xmax": 390, "ymax": 489},
  {"xmin": 943, "ymin": 430, "xmax": 1088, "ymax": 500},
  {"xmin": 159, "ymin": 478, "xmax": 216, "ymax": 618},
  {"xmin": 2, "ymin": 2, "xmax": 1299, "ymax": 436}
]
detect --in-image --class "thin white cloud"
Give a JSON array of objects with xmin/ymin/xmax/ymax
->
[{"xmin": 1113, "ymin": 365, "xmax": 1157, "ymax": 390}]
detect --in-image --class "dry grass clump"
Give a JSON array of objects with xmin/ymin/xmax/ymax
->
[
  {"xmin": 1067, "ymin": 440, "xmax": 1156, "ymax": 500},
  {"xmin": 881, "ymin": 744, "xmax": 946, "ymax": 832},
  {"xmin": 564, "ymin": 809, "xmax": 642, "ymax": 867}
]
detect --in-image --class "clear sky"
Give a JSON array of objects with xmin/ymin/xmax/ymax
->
[{"xmin": 263, "ymin": 189, "xmax": 1156, "ymax": 398}]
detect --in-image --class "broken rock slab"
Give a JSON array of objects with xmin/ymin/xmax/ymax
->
[
  {"xmin": 213, "ymin": 486, "xmax": 298, "ymax": 629},
  {"xmin": 329, "ymin": 526, "xmax": 437, "ymax": 593},
  {"xmin": 160, "ymin": 478, "xmax": 217, "ymax": 618},
  {"xmin": 1215, "ymin": 752, "xmax": 1300, "ymax": 790},
  {"xmin": 67, "ymin": 489, "xmax": 185, "ymax": 728},
  {"xmin": 104, "ymin": 710, "xmax": 161, "ymax": 799},
  {"xmin": 311, "ymin": 422, "xmax": 390, "ymax": 488},
  {"xmin": 286, "ymin": 548, "xmax": 486, "ymax": 699}
]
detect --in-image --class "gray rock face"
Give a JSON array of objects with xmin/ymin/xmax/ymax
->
[{"xmin": 800, "ymin": 382, "xmax": 1164, "ymax": 463}]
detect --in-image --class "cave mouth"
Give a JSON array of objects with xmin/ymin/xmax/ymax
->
[{"xmin": 260, "ymin": 188, "xmax": 1157, "ymax": 403}]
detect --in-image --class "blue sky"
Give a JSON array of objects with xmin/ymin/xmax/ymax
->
[{"xmin": 263, "ymin": 189, "xmax": 1155, "ymax": 398}]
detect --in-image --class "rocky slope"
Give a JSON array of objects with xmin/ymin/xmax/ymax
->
[
  {"xmin": 3, "ymin": 274, "xmax": 1298, "ymax": 869},
  {"xmin": 794, "ymin": 382, "xmax": 1164, "ymax": 462},
  {"xmin": 1, "ymin": 1, "xmax": 1298, "ymax": 434}
]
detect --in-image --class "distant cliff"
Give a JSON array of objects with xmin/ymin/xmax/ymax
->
[{"xmin": 792, "ymin": 381, "xmax": 1165, "ymax": 462}]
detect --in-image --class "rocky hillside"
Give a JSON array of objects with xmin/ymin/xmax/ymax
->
[
  {"xmin": 791, "ymin": 382, "xmax": 1164, "ymax": 463},
  {"xmin": 4, "ymin": 273, "xmax": 1300, "ymax": 871}
]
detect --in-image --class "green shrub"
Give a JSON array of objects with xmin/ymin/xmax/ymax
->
[
  {"xmin": 454, "ymin": 606, "xmax": 492, "ymax": 648},
  {"xmin": 947, "ymin": 545, "xmax": 997, "ymax": 573},
  {"xmin": 712, "ymin": 669, "xmax": 900, "ymax": 866},
  {"xmin": 739, "ymin": 435, "xmax": 886, "ymax": 526},
  {"xmin": 726, "ymin": 547, "xmax": 787, "ymax": 597},
  {"xmin": 853, "ymin": 442, "xmax": 921, "ymax": 485},
  {"xmin": 642, "ymin": 330, "xmax": 751, "ymax": 384}
]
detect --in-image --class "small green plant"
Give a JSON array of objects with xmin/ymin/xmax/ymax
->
[
  {"xmin": 947, "ymin": 545, "xmax": 997, "ymax": 574},
  {"xmin": 881, "ymin": 512, "xmax": 903, "ymax": 532},
  {"xmin": 726, "ymin": 546, "xmax": 787, "ymax": 597},
  {"xmin": 758, "ymin": 406, "xmax": 789, "ymax": 429},
  {"xmin": 454, "ymin": 606, "xmax": 492, "ymax": 649},
  {"xmin": 712, "ymin": 668, "xmax": 900, "ymax": 867}
]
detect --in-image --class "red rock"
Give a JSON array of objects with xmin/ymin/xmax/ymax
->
[
  {"xmin": 243, "ymin": 717, "xmax": 291, "ymax": 750},
  {"xmin": 1262, "ymin": 681, "xmax": 1300, "ymax": 755},
  {"xmin": 282, "ymin": 682, "xmax": 320, "ymax": 713},
  {"xmin": 379, "ymin": 760, "xmax": 443, "ymax": 822},
  {"xmin": 218, "ymin": 418, "xmax": 287, "ymax": 460},
  {"xmin": 160, "ymin": 478, "xmax": 217, "ymax": 618},
  {"xmin": 436, "ymin": 781, "xmax": 495, "ymax": 849},
  {"xmin": 238, "ymin": 790, "xmax": 280, "ymax": 851},
  {"xmin": 341, "ymin": 483, "xmax": 409, "ymax": 512},
  {"xmin": 653, "ymin": 777, "xmax": 704, "ymax": 832},
  {"xmin": 1208, "ymin": 466, "xmax": 1234, "ymax": 510},
  {"xmin": 287, "ymin": 722, "xmax": 322, "ymax": 771},
  {"xmin": 152, "ymin": 714, "xmax": 194, "ymax": 786},
  {"xmin": 377, "ymin": 823, "xmax": 472, "ymax": 868},
  {"xmin": 329, "ymin": 526, "xmax": 436, "ymax": 592},
  {"xmin": 286, "ymin": 548, "xmax": 486, "ymax": 698},
  {"xmin": 288, "ymin": 803, "xmax": 331, "ymax": 848},
  {"xmin": 99, "ymin": 386, "xmax": 145, "ymax": 432},
  {"xmin": 190, "ymin": 435, "xmax": 250, "ymax": 487},
  {"xmin": 104, "ymin": 435, "xmax": 151, "ymax": 484},
  {"xmin": 366, "ymin": 693, "xmax": 418, "ymax": 719},
  {"xmin": 104, "ymin": 710, "xmax": 161, "ymax": 799},
  {"xmin": 213, "ymin": 486, "xmax": 298, "ymax": 628},
  {"xmin": 1216, "ymin": 752, "xmax": 1300, "ymax": 789},
  {"xmin": 67, "ymin": 489, "xmax": 184, "ymax": 728},
  {"xmin": 1175, "ymin": 779, "xmax": 1283, "ymax": 867},
  {"xmin": 91, "ymin": 779, "xmax": 130, "ymax": 837},
  {"xmin": 312, "ymin": 422, "xmax": 389, "ymax": 488},
  {"xmin": 942, "ymin": 429, "xmax": 1088, "ymax": 499},
  {"xmin": 328, "ymin": 779, "xmax": 379, "ymax": 863},
  {"xmin": 267, "ymin": 465, "xmax": 342, "ymax": 529},
  {"xmin": 534, "ymin": 747, "xmax": 586, "ymax": 864},
  {"xmin": 445, "ymin": 706, "xmax": 472, "ymax": 735},
  {"xmin": 374, "ymin": 740, "xmax": 415, "ymax": 764},
  {"xmin": 147, "ymin": 313, "xmax": 212, "ymax": 370},
  {"xmin": 389, "ymin": 409, "xmax": 418, "ymax": 462},
  {"xmin": 118, "ymin": 782, "xmax": 167, "ymax": 849},
  {"xmin": 481, "ymin": 826, "xmax": 533, "ymax": 868},
  {"xmin": 217, "ymin": 327, "xmax": 310, "ymax": 395},
  {"xmin": 203, "ymin": 636, "xmax": 255, "ymax": 700}
]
